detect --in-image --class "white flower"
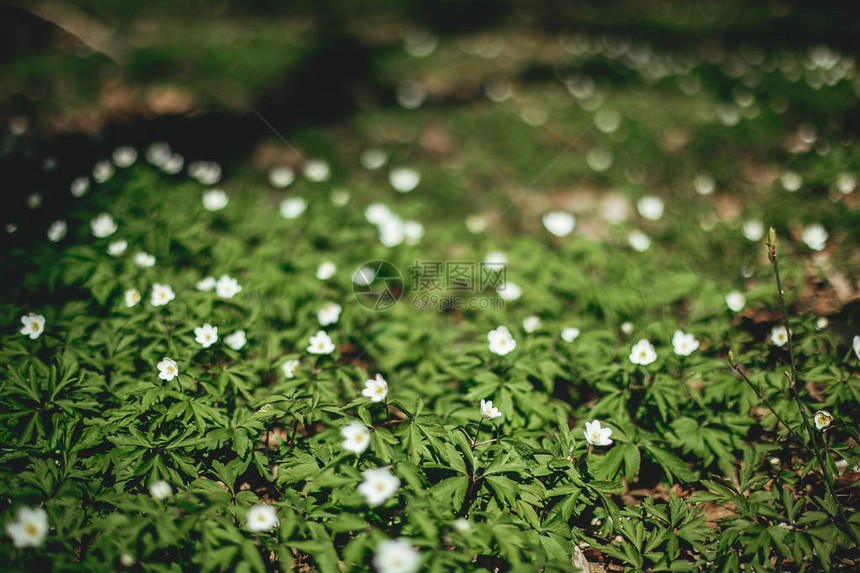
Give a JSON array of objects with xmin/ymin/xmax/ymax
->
[
  {"xmin": 70, "ymin": 176, "xmax": 89, "ymax": 197},
  {"xmin": 161, "ymin": 154, "xmax": 184, "ymax": 174},
  {"xmin": 341, "ymin": 422, "xmax": 371, "ymax": 454},
  {"xmin": 202, "ymin": 189, "xmax": 229, "ymax": 211},
  {"xmin": 5, "ymin": 506, "xmax": 48, "ymax": 548},
  {"xmin": 196, "ymin": 276, "xmax": 216, "ymax": 291},
  {"xmin": 317, "ymin": 302, "xmax": 342, "ymax": 326},
  {"xmin": 112, "ymin": 146, "xmax": 137, "ymax": 168},
  {"xmin": 246, "ymin": 503, "xmax": 278, "ymax": 532},
  {"xmin": 487, "ymin": 326, "xmax": 516, "ymax": 356},
  {"xmin": 269, "ymin": 166, "xmax": 295, "ymax": 188},
  {"xmin": 726, "ymin": 291, "xmax": 746, "ymax": 312},
  {"xmin": 835, "ymin": 172, "xmax": 856, "ymax": 194},
  {"xmin": 636, "ymin": 195, "xmax": 665, "ymax": 220},
  {"xmin": 149, "ymin": 480, "xmax": 172, "ymax": 500},
  {"xmin": 484, "ymin": 251, "xmax": 507, "ymax": 266},
  {"xmin": 216, "ymin": 275, "xmax": 242, "ymax": 299},
  {"xmin": 693, "ymin": 174, "xmax": 715, "ymax": 195},
  {"xmin": 124, "ymin": 288, "xmax": 141, "ymax": 308},
  {"xmin": 522, "ymin": 316, "xmax": 541, "ymax": 333},
  {"xmin": 378, "ymin": 216, "xmax": 406, "ymax": 247},
  {"xmin": 480, "ymin": 399, "xmax": 502, "ymax": 420},
  {"xmin": 316, "ymin": 261, "xmax": 336, "ymax": 280},
  {"xmin": 584, "ymin": 420, "xmax": 613, "ymax": 446},
  {"xmin": 362, "ymin": 374, "xmax": 389, "ymax": 403},
  {"xmin": 814, "ymin": 410, "xmax": 833, "ymax": 430},
  {"xmin": 389, "ymin": 168, "xmax": 421, "ymax": 193},
  {"xmin": 672, "ymin": 330, "xmax": 700, "ymax": 356},
  {"xmin": 20, "ymin": 313, "xmax": 45, "ymax": 340},
  {"xmin": 497, "ymin": 282, "xmax": 522, "ymax": 301},
  {"xmin": 452, "ymin": 518, "xmax": 471, "ymax": 533},
  {"xmin": 365, "ymin": 203, "xmax": 394, "ymax": 225},
  {"xmin": 157, "ymin": 357, "xmax": 179, "ymax": 381},
  {"xmin": 628, "ymin": 230, "xmax": 651, "ymax": 252},
  {"xmin": 358, "ymin": 467, "xmax": 400, "ymax": 506},
  {"xmin": 770, "ymin": 325, "xmax": 789, "ymax": 347},
  {"xmin": 853, "ymin": 335, "xmax": 860, "ymax": 360},
  {"xmin": 742, "ymin": 220, "xmax": 764, "ymax": 242},
  {"xmin": 373, "ymin": 538, "xmax": 420, "ymax": 573},
  {"xmin": 189, "ymin": 161, "xmax": 221, "ymax": 185},
  {"xmin": 120, "ymin": 553, "xmax": 135, "ymax": 566},
  {"xmin": 304, "ymin": 159, "xmax": 330, "ymax": 182},
  {"xmin": 801, "ymin": 223, "xmax": 828, "ymax": 251},
  {"xmin": 780, "ymin": 171, "xmax": 803, "ymax": 192},
  {"xmin": 353, "ymin": 265, "xmax": 376, "ymax": 286},
  {"xmin": 629, "ymin": 339, "xmax": 657, "ymax": 365},
  {"xmin": 307, "ymin": 330, "xmax": 335, "ymax": 355},
  {"xmin": 146, "ymin": 142, "xmax": 171, "ymax": 166},
  {"xmin": 195, "ymin": 323, "xmax": 218, "ymax": 348},
  {"xmin": 280, "ymin": 197, "xmax": 307, "ymax": 219},
  {"xmin": 93, "ymin": 160, "xmax": 115, "ymax": 182},
  {"xmin": 815, "ymin": 317, "xmax": 829, "ymax": 330},
  {"xmin": 281, "ymin": 360, "xmax": 300, "ymax": 379},
  {"xmin": 561, "ymin": 327, "xmax": 580, "ymax": 342},
  {"xmin": 91, "ymin": 213, "xmax": 118, "ymax": 238},
  {"xmin": 621, "ymin": 321, "xmax": 634, "ymax": 335},
  {"xmin": 403, "ymin": 221, "xmax": 424, "ymax": 245},
  {"xmin": 542, "ymin": 211, "xmax": 575, "ymax": 237},
  {"xmin": 134, "ymin": 252, "xmax": 156, "ymax": 268},
  {"xmin": 27, "ymin": 193, "xmax": 42, "ymax": 209},
  {"xmin": 47, "ymin": 220, "xmax": 67, "ymax": 243},
  {"xmin": 108, "ymin": 240, "xmax": 128, "ymax": 257},
  {"xmin": 225, "ymin": 330, "xmax": 247, "ymax": 351},
  {"xmin": 361, "ymin": 149, "xmax": 388, "ymax": 170},
  {"xmin": 150, "ymin": 284, "xmax": 175, "ymax": 307}
]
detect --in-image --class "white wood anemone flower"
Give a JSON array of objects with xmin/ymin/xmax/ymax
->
[
  {"xmin": 341, "ymin": 422, "xmax": 371, "ymax": 454},
  {"xmin": 358, "ymin": 467, "xmax": 400, "ymax": 506},
  {"xmin": 373, "ymin": 538, "xmax": 420, "ymax": 573},
  {"xmin": 362, "ymin": 374, "xmax": 388, "ymax": 403},
  {"xmin": 629, "ymin": 338, "xmax": 657, "ymax": 365},
  {"xmin": 5, "ymin": 506, "xmax": 49, "ymax": 548},
  {"xmin": 487, "ymin": 326, "xmax": 516, "ymax": 356},
  {"xmin": 246, "ymin": 503, "xmax": 278, "ymax": 532},
  {"xmin": 307, "ymin": 331, "xmax": 335, "ymax": 355},
  {"xmin": 584, "ymin": 420, "xmax": 613, "ymax": 447},
  {"xmin": 20, "ymin": 313, "xmax": 46, "ymax": 339}
]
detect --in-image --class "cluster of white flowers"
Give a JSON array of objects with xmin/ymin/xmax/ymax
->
[
  {"xmin": 189, "ymin": 161, "xmax": 222, "ymax": 185},
  {"xmin": 364, "ymin": 203, "xmax": 424, "ymax": 247}
]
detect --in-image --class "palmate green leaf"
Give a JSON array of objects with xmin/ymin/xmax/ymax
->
[{"xmin": 643, "ymin": 443, "xmax": 698, "ymax": 483}]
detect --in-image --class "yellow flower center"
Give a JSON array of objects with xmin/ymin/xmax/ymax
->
[
  {"xmin": 25, "ymin": 523, "xmax": 38, "ymax": 536},
  {"xmin": 30, "ymin": 322, "xmax": 39, "ymax": 330}
]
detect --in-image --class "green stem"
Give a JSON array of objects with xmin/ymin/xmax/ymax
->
[
  {"xmin": 767, "ymin": 231, "xmax": 859, "ymax": 546},
  {"xmin": 471, "ymin": 417, "xmax": 484, "ymax": 449}
]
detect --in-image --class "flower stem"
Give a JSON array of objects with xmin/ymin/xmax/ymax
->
[
  {"xmin": 766, "ymin": 229, "xmax": 859, "ymax": 546},
  {"xmin": 471, "ymin": 417, "xmax": 484, "ymax": 449}
]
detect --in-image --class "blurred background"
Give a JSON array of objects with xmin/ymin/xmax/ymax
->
[{"xmin": 2, "ymin": 0, "xmax": 859, "ymax": 286}]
